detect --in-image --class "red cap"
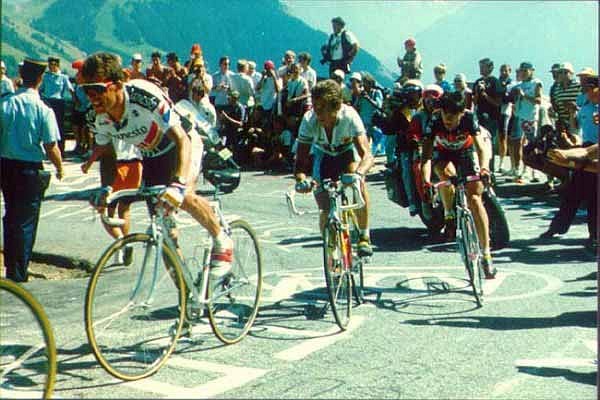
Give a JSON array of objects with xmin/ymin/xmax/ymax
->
[
  {"xmin": 71, "ymin": 59, "xmax": 84, "ymax": 71},
  {"xmin": 190, "ymin": 43, "xmax": 202, "ymax": 55},
  {"xmin": 404, "ymin": 38, "xmax": 416, "ymax": 47},
  {"xmin": 264, "ymin": 60, "xmax": 275, "ymax": 70}
]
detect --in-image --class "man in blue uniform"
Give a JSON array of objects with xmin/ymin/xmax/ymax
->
[{"xmin": 1, "ymin": 58, "xmax": 64, "ymax": 282}]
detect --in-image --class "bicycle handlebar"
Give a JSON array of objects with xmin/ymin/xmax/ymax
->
[
  {"xmin": 434, "ymin": 175, "xmax": 481, "ymax": 189},
  {"xmin": 322, "ymin": 175, "xmax": 366, "ymax": 211},
  {"xmin": 99, "ymin": 185, "xmax": 167, "ymax": 227}
]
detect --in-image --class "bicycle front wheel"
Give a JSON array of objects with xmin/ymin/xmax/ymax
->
[
  {"xmin": 323, "ymin": 227, "xmax": 352, "ymax": 330},
  {"xmin": 208, "ymin": 220, "xmax": 262, "ymax": 345},
  {"xmin": 0, "ymin": 279, "xmax": 57, "ymax": 399},
  {"xmin": 459, "ymin": 213, "xmax": 484, "ymax": 306},
  {"xmin": 85, "ymin": 234, "xmax": 186, "ymax": 381}
]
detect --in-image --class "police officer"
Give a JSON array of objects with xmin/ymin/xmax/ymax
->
[{"xmin": 1, "ymin": 58, "xmax": 64, "ymax": 282}]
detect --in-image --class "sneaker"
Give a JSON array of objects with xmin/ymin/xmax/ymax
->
[
  {"xmin": 357, "ymin": 237, "xmax": 373, "ymax": 257},
  {"xmin": 481, "ymin": 255, "xmax": 497, "ymax": 279},
  {"xmin": 408, "ymin": 204, "xmax": 418, "ymax": 217},
  {"xmin": 443, "ymin": 218, "xmax": 456, "ymax": 242},
  {"xmin": 209, "ymin": 233, "xmax": 233, "ymax": 279}
]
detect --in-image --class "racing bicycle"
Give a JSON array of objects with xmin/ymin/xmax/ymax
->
[{"xmin": 84, "ymin": 185, "xmax": 262, "ymax": 381}]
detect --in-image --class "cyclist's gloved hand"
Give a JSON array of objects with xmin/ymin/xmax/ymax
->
[
  {"xmin": 422, "ymin": 182, "xmax": 434, "ymax": 203},
  {"xmin": 295, "ymin": 179, "xmax": 313, "ymax": 194},
  {"xmin": 90, "ymin": 186, "xmax": 112, "ymax": 209},
  {"xmin": 479, "ymin": 168, "xmax": 491, "ymax": 186},
  {"xmin": 160, "ymin": 182, "xmax": 187, "ymax": 208}
]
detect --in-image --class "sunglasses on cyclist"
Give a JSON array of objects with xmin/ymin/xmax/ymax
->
[{"xmin": 80, "ymin": 81, "xmax": 114, "ymax": 96}]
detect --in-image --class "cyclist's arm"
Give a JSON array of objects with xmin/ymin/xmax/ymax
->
[
  {"xmin": 353, "ymin": 134, "xmax": 374, "ymax": 176},
  {"xmin": 294, "ymin": 141, "xmax": 312, "ymax": 182},
  {"xmin": 166, "ymin": 125, "xmax": 191, "ymax": 182},
  {"xmin": 421, "ymin": 137, "xmax": 434, "ymax": 183}
]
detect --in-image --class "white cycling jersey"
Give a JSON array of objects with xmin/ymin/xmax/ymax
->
[{"xmin": 89, "ymin": 79, "xmax": 182, "ymax": 158}]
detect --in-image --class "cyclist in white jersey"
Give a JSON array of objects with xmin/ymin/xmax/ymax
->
[
  {"xmin": 80, "ymin": 52, "xmax": 232, "ymax": 277},
  {"xmin": 295, "ymin": 79, "xmax": 375, "ymax": 256}
]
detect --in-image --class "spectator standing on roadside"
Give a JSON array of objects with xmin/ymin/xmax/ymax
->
[
  {"xmin": 230, "ymin": 59, "xmax": 256, "ymax": 110},
  {"xmin": 548, "ymin": 63, "xmax": 561, "ymax": 120},
  {"xmin": 278, "ymin": 50, "xmax": 296, "ymax": 78},
  {"xmin": 497, "ymin": 63, "xmax": 513, "ymax": 173},
  {"xmin": 165, "ymin": 52, "xmax": 188, "ymax": 102},
  {"xmin": 397, "ymin": 37, "xmax": 423, "ymax": 82},
  {"xmin": 473, "ymin": 58, "xmax": 503, "ymax": 171},
  {"xmin": 1, "ymin": 61, "xmax": 15, "ymax": 96},
  {"xmin": 433, "ymin": 64, "xmax": 453, "ymax": 94},
  {"xmin": 453, "ymin": 73, "xmax": 473, "ymax": 111},
  {"xmin": 187, "ymin": 58, "xmax": 212, "ymax": 95},
  {"xmin": 247, "ymin": 61, "xmax": 262, "ymax": 90},
  {"xmin": 189, "ymin": 79, "xmax": 217, "ymax": 128},
  {"xmin": 219, "ymin": 90, "xmax": 246, "ymax": 151},
  {"xmin": 551, "ymin": 62, "xmax": 581, "ymax": 138},
  {"xmin": 255, "ymin": 60, "xmax": 282, "ymax": 140},
  {"xmin": 298, "ymin": 52, "xmax": 317, "ymax": 90},
  {"xmin": 145, "ymin": 51, "xmax": 171, "ymax": 88},
  {"xmin": 510, "ymin": 62, "xmax": 543, "ymax": 183},
  {"xmin": 1, "ymin": 58, "xmax": 64, "ymax": 282},
  {"xmin": 126, "ymin": 53, "xmax": 145, "ymax": 80},
  {"xmin": 184, "ymin": 43, "xmax": 204, "ymax": 71},
  {"xmin": 331, "ymin": 69, "xmax": 352, "ymax": 104},
  {"xmin": 210, "ymin": 56, "xmax": 234, "ymax": 114},
  {"xmin": 352, "ymin": 72, "xmax": 384, "ymax": 154},
  {"xmin": 320, "ymin": 17, "xmax": 360, "ymax": 76},
  {"xmin": 39, "ymin": 56, "xmax": 74, "ymax": 157}
]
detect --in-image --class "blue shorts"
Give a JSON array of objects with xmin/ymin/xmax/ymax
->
[{"xmin": 511, "ymin": 117, "xmax": 538, "ymax": 141}]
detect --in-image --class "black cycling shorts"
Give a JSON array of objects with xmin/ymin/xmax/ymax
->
[
  {"xmin": 433, "ymin": 147, "xmax": 480, "ymax": 178},
  {"xmin": 142, "ymin": 146, "xmax": 178, "ymax": 187}
]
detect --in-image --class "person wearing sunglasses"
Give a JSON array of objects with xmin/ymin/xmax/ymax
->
[{"xmin": 80, "ymin": 52, "xmax": 234, "ymax": 278}]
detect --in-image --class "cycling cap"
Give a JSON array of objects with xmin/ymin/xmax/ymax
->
[
  {"xmin": 422, "ymin": 84, "xmax": 444, "ymax": 99},
  {"xmin": 71, "ymin": 59, "xmax": 84, "ymax": 71}
]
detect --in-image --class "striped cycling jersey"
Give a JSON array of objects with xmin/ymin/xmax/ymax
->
[{"xmin": 427, "ymin": 111, "xmax": 480, "ymax": 152}]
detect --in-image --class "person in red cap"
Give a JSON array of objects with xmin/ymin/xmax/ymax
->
[
  {"xmin": 184, "ymin": 43, "xmax": 203, "ymax": 71},
  {"xmin": 397, "ymin": 37, "xmax": 422, "ymax": 82}
]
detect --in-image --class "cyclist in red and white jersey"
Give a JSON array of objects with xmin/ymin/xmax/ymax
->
[
  {"xmin": 80, "ymin": 52, "xmax": 232, "ymax": 277},
  {"xmin": 421, "ymin": 91, "xmax": 496, "ymax": 278}
]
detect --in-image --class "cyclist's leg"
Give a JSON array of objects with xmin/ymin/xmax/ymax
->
[
  {"xmin": 345, "ymin": 154, "xmax": 372, "ymax": 256},
  {"xmin": 433, "ymin": 158, "xmax": 456, "ymax": 216}
]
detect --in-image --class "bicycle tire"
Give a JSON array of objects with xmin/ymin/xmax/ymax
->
[
  {"xmin": 323, "ymin": 227, "xmax": 352, "ymax": 330},
  {"xmin": 0, "ymin": 279, "xmax": 57, "ymax": 399},
  {"xmin": 459, "ymin": 213, "xmax": 484, "ymax": 306},
  {"xmin": 85, "ymin": 234, "xmax": 186, "ymax": 381},
  {"xmin": 483, "ymin": 189, "xmax": 510, "ymax": 250},
  {"xmin": 208, "ymin": 219, "xmax": 262, "ymax": 345},
  {"xmin": 345, "ymin": 211, "xmax": 364, "ymax": 304}
]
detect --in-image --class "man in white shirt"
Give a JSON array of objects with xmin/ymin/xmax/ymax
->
[
  {"xmin": 0, "ymin": 60, "xmax": 15, "ymax": 96},
  {"xmin": 320, "ymin": 16, "xmax": 359, "ymax": 76},
  {"xmin": 298, "ymin": 52, "xmax": 317, "ymax": 90}
]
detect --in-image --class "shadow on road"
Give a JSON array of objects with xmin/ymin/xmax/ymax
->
[
  {"xmin": 403, "ymin": 310, "xmax": 596, "ymax": 330},
  {"xmin": 517, "ymin": 366, "xmax": 596, "ymax": 386}
]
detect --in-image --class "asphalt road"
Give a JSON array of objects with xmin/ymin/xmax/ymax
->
[{"xmin": 1, "ymin": 155, "xmax": 597, "ymax": 399}]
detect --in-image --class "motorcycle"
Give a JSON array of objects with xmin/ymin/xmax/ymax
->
[{"xmin": 175, "ymin": 100, "xmax": 241, "ymax": 194}]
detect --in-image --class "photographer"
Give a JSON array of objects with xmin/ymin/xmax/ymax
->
[
  {"xmin": 351, "ymin": 72, "xmax": 384, "ymax": 155},
  {"xmin": 320, "ymin": 17, "xmax": 360, "ymax": 76},
  {"xmin": 473, "ymin": 58, "xmax": 503, "ymax": 171}
]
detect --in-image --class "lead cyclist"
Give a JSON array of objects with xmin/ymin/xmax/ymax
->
[
  {"xmin": 294, "ymin": 79, "xmax": 375, "ymax": 256},
  {"xmin": 80, "ymin": 52, "xmax": 232, "ymax": 278}
]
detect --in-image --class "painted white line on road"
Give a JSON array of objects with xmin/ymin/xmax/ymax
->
[
  {"xmin": 40, "ymin": 204, "xmax": 76, "ymax": 218},
  {"xmin": 123, "ymin": 358, "xmax": 268, "ymax": 399},
  {"xmin": 583, "ymin": 340, "xmax": 596, "ymax": 353},
  {"xmin": 254, "ymin": 324, "xmax": 332, "ymax": 338},
  {"xmin": 274, "ymin": 315, "xmax": 365, "ymax": 361},
  {"xmin": 515, "ymin": 358, "xmax": 596, "ymax": 368}
]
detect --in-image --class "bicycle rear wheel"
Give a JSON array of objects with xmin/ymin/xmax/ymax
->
[
  {"xmin": 0, "ymin": 279, "xmax": 57, "ymax": 399},
  {"xmin": 208, "ymin": 220, "xmax": 262, "ymax": 345},
  {"xmin": 458, "ymin": 213, "xmax": 483, "ymax": 306},
  {"xmin": 323, "ymin": 227, "xmax": 352, "ymax": 330},
  {"xmin": 85, "ymin": 234, "xmax": 186, "ymax": 381}
]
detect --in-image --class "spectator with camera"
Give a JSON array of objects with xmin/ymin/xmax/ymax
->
[
  {"xmin": 472, "ymin": 58, "xmax": 503, "ymax": 170},
  {"xmin": 211, "ymin": 56, "xmax": 235, "ymax": 115},
  {"xmin": 540, "ymin": 71, "xmax": 598, "ymax": 252},
  {"xmin": 397, "ymin": 37, "xmax": 423, "ymax": 82},
  {"xmin": 432, "ymin": 64, "xmax": 453, "ymax": 95},
  {"xmin": 187, "ymin": 57, "xmax": 213, "ymax": 95},
  {"xmin": 320, "ymin": 16, "xmax": 360, "ymax": 76},
  {"xmin": 351, "ymin": 72, "xmax": 385, "ymax": 155}
]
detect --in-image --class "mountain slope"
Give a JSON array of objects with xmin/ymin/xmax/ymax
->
[{"xmin": 2, "ymin": 0, "xmax": 394, "ymax": 84}]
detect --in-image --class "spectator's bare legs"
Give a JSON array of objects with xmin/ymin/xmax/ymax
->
[{"xmin": 509, "ymin": 136, "xmax": 524, "ymax": 176}]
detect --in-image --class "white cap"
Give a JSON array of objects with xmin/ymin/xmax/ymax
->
[
  {"xmin": 349, "ymin": 72, "xmax": 362, "ymax": 82},
  {"xmin": 332, "ymin": 69, "xmax": 345, "ymax": 80},
  {"xmin": 132, "ymin": 53, "xmax": 143, "ymax": 61},
  {"xmin": 0, "ymin": 61, "xmax": 5, "ymax": 69}
]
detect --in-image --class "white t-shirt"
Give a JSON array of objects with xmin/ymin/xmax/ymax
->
[
  {"xmin": 89, "ymin": 79, "xmax": 181, "ymax": 158},
  {"xmin": 298, "ymin": 103, "xmax": 366, "ymax": 155},
  {"xmin": 230, "ymin": 73, "xmax": 255, "ymax": 107},
  {"xmin": 301, "ymin": 66, "xmax": 317, "ymax": 90},
  {"xmin": 286, "ymin": 76, "xmax": 311, "ymax": 106},
  {"xmin": 514, "ymin": 78, "xmax": 543, "ymax": 121},
  {"xmin": 329, "ymin": 30, "xmax": 358, "ymax": 61},
  {"xmin": 260, "ymin": 76, "xmax": 280, "ymax": 111},
  {"xmin": 210, "ymin": 70, "xmax": 234, "ymax": 106}
]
